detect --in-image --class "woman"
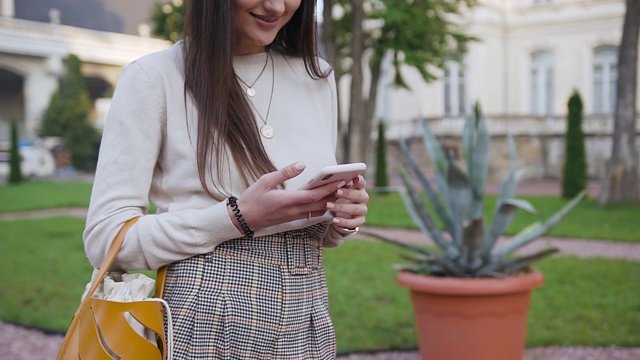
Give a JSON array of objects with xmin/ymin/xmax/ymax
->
[{"xmin": 83, "ymin": 0, "xmax": 368, "ymax": 358}]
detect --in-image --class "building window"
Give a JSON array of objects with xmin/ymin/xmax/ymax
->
[
  {"xmin": 530, "ymin": 51, "xmax": 554, "ymax": 116},
  {"xmin": 593, "ymin": 46, "xmax": 618, "ymax": 114},
  {"xmin": 444, "ymin": 59, "xmax": 466, "ymax": 116}
]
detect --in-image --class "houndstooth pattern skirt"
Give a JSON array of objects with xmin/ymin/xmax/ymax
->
[{"xmin": 162, "ymin": 224, "xmax": 337, "ymax": 359}]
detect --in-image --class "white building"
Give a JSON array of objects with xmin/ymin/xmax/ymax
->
[
  {"xmin": 365, "ymin": 0, "xmax": 638, "ymax": 179},
  {"xmin": 376, "ymin": 0, "xmax": 634, "ymax": 124},
  {"xmin": 0, "ymin": 0, "xmax": 169, "ymax": 143}
]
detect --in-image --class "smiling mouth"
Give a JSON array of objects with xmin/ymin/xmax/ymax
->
[{"xmin": 252, "ymin": 13, "xmax": 279, "ymax": 24}]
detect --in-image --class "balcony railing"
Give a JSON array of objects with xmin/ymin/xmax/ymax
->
[
  {"xmin": 0, "ymin": 16, "xmax": 170, "ymax": 65},
  {"xmin": 385, "ymin": 114, "xmax": 640, "ymax": 139}
]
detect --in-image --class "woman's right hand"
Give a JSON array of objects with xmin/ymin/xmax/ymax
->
[{"xmin": 228, "ymin": 162, "xmax": 344, "ymax": 232}]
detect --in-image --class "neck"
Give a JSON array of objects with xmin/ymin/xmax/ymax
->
[{"xmin": 233, "ymin": 44, "xmax": 267, "ymax": 56}]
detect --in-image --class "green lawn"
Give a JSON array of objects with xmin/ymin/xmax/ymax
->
[
  {"xmin": 0, "ymin": 180, "xmax": 92, "ymax": 212},
  {"xmin": 1, "ymin": 217, "xmax": 638, "ymax": 352},
  {"xmin": 1, "ymin": 180, "xmax": 639, "ymax": 352},
  {"xmin": 0, "ymin": 217, "xmax": 92, "ymax": 330}
]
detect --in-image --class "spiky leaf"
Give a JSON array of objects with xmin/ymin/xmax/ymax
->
[
  {"xmin": 465, "ymin": 112, "xmax": 490, "ymax": 218},
  {"xmin": 398, "ymin": 138, "xmax": 455, "ymax": 236},
  {"xmin": 419, "ymin": 118, "xmax": 460, "ymax": 243},
  {"xmin": 446, "ymin": 155, "xmax": 473, "ymax": 227},
  {"xmin": 480, "ymin": 198, "xmax": 539, "ymax": 258},
  {"xmin": 492, "ymin": 190, "xmax": 587, "ymax": 259},
  {"xmin": 494, "ymin": 248, "xmax": 559, "ymax": 274},
  {"xmin": 360, "ymin": 229, "xmax": 465, "ymax": 276},
  {"xmin": 495, "ymin": 133, "xmax": 518, "ymax": 207},
  {"xmin": 462, "ymin": 217, "xmax": 484, "ymax": 269},
  {"xmin": 398, "ymin": 166, "xmax": 460, "ymax": 258},
  {"xmin": 420, "ymin": 118, "xmax": 448, "ymax": 183}
]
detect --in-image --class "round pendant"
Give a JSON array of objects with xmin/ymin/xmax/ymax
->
[
  {"xmin": 246, "ymin": 87, "xmax": 256, "ymax": 97},
  {"xmin": 260, "ymin": 124, "xmax": 274, "ymax": 139}
]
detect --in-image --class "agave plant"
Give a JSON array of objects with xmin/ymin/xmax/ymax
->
[{"xmin": 371, "ymin": 105, "xmax": 586, "ymax": 278}]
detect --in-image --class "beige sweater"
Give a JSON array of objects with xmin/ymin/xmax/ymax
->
[{"xmin": 84, "ymin": 42, "xmax": 352, "ymax": 270}]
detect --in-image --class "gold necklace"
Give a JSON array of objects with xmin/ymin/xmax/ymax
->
[
  {"xmin": 244, "ymin": 52, "xmax": 275, "ymax": 139},
  {"xmin": 236, "ymin": 52, "xmax": 269, "ymax": 97}
]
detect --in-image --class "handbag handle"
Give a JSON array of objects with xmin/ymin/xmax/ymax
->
[
  {"xmin": 155, "ymin": 266, "xmax": 167, "ymax": 298},
  {"xmin": 84, "ymin": 217, "xmax": 167, "ymax": 300}
]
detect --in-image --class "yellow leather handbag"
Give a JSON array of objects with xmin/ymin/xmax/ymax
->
[{"xmin": 56, "ymin": 217, "xmax": 173, "ymax": 360}]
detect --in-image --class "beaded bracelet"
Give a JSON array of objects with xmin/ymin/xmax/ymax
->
[{"xmin": 227, "ymin": 196, "xmax": 254, "ymax": 239}]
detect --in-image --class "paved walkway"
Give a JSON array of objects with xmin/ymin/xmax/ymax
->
[{"xmin": 2, "ymin": 319, "xmax": 639, "ymax": 360}]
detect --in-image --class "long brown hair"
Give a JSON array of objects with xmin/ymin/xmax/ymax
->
[{"xmin": 183, "ymin": 0, "xmax": 327, "ymax": 199}]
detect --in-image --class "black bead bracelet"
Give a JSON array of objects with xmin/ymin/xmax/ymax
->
[{"xmin": 227, "ymin": 196, "xmax": 254, "ymax": 239}]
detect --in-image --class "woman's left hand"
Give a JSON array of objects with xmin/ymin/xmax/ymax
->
[{"xmin": 328, "ymin": 175, "xmax": 369, "ymax": 230}]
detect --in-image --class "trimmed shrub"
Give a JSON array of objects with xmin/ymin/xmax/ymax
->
[
  {"xmin": 375, "ymin": 121, "xmax": 388, "ymax": 188},
  {"xmin": 40, "ymin": 54, "xmax": 100, "ymax": 171},
  {"xmin": 562, "ymin": 90, "xmax": 588, "ymax": 198},
  {"xmin": 8, "ymin": 117, "xmax": 23, "ymax": 184}
]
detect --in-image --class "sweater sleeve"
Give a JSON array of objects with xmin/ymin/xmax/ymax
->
[{"xmin": 83, "ymin": 61, "xmax": 242, "ymax": 271}]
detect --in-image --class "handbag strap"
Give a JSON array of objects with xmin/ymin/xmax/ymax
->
[
  {"xmin": 155, "ymin": 266, "xmax": 167, "ymax": 298},
  {"xmin": 85, "ymin": 217, "xmax": 168, "ymax": 300}
]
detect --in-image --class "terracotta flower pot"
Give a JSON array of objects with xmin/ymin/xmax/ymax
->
[{"xmin": 397, "ymin": 270, "xmax": 544, "ymax": 360}]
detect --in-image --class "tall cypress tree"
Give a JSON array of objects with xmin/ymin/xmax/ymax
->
[
  {"xmin": 562, "ymin": 90, "xmax": 588, "ymax": 198},
  {"xmin": 8, "ymin": 117, "xmax": 24, "ymax": 184},
  {"xmin": 375, "ymin": 121, "xmax": 388, "ymax": 189}
]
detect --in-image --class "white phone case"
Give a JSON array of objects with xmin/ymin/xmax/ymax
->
[{"xmin": 298, "ymin": 163, "xmax": 367, "ymax": 190}]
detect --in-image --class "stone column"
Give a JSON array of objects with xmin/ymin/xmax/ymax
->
[
  {"xmin": 1, "ymin": 0, "xmax": 15, "ymax": 17},
  {"xmin": 23, "ymin": 67, "xmax": 59, "ymax": 139}
]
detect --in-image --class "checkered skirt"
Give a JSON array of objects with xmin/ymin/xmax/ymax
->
[{"xmin": 162, "ymin": 224, "xmax": 337, "ymax": 359}]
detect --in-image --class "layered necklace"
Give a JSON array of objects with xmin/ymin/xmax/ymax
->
[
  {"xmin": 236, "ymin": 52, "xmax": 275, "ymax": 139},
  {"xmin": 236, "ymin": 52, "xmax": 268, "ymax": 98}
]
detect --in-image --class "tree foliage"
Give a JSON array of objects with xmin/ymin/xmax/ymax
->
[
  {"xmin": 369, "ymin": 0, "xmax": 476, "ymax": 85},
  {"xmin": 562, "ymin": 91, "xmax": 587, "ymax": 199},
  {"xmin": 151, "ymin": 0, "xmax": 185, "ymax": 43},
  {"xmin": 40, "ymin": 54, "xmax": 101, "ymax": 171},
  {"xmin": 327, "ymin": 0, "xmax": 478, "ymax": 163},
  {"xmin": 8, "ymin": 117, "xmax": 23, "ymax": 184}
]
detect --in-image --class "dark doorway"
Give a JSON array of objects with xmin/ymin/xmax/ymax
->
[{"xmin": 0, "ymin": 69, "xmax": 25, "ymax": 143}]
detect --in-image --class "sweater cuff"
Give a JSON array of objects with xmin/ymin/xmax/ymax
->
[{"xmin": 193, "ymin": 200, "xmax": 244, "ymax": 243}]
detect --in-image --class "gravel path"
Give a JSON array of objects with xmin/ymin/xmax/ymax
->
[
  {"xmin": 2, "ymin": 185, "xmax": 639, "ymax": 360},
  {"xmin": 2, "ymin": 320, "xmax": 640, "ymax": 360}
]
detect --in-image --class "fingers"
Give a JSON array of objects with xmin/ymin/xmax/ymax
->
[
  {"xmin": 332, "ymin": 215, "xmax": 366, "ymax": 229},
  {"xmin": 329, "ymin": 201, "xmax": 367, "ymax": 228},
  {"xmin": 327, "ymin": 201, "xmax": 368, "ymax": 218},
  {"xmin": 292, "ymin": 184, "xmax": 343, "ymax": 220},
  {"xmin": 352, "ymin": 175, "xmax": 367, "ymax": 190},
  {"xmin": 335, "ymin": 185, "xmax": 369, "ymax": 205},
  {"xmin": 326, "ymin": 176, "xmax": 369, "ymax": 227},
  {"xmin": 259, "ymin": 162, "xmax": 307, "ymax": 189}
]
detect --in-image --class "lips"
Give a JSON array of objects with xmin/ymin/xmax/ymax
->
[{"xmin": 252, "ymin": 13, "xmax": 279, "ymax": 24}]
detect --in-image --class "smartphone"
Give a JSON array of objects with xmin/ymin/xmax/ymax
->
[{"xmin": 298, "ymin": 163, "xmax": 367, "ymax": 190}]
